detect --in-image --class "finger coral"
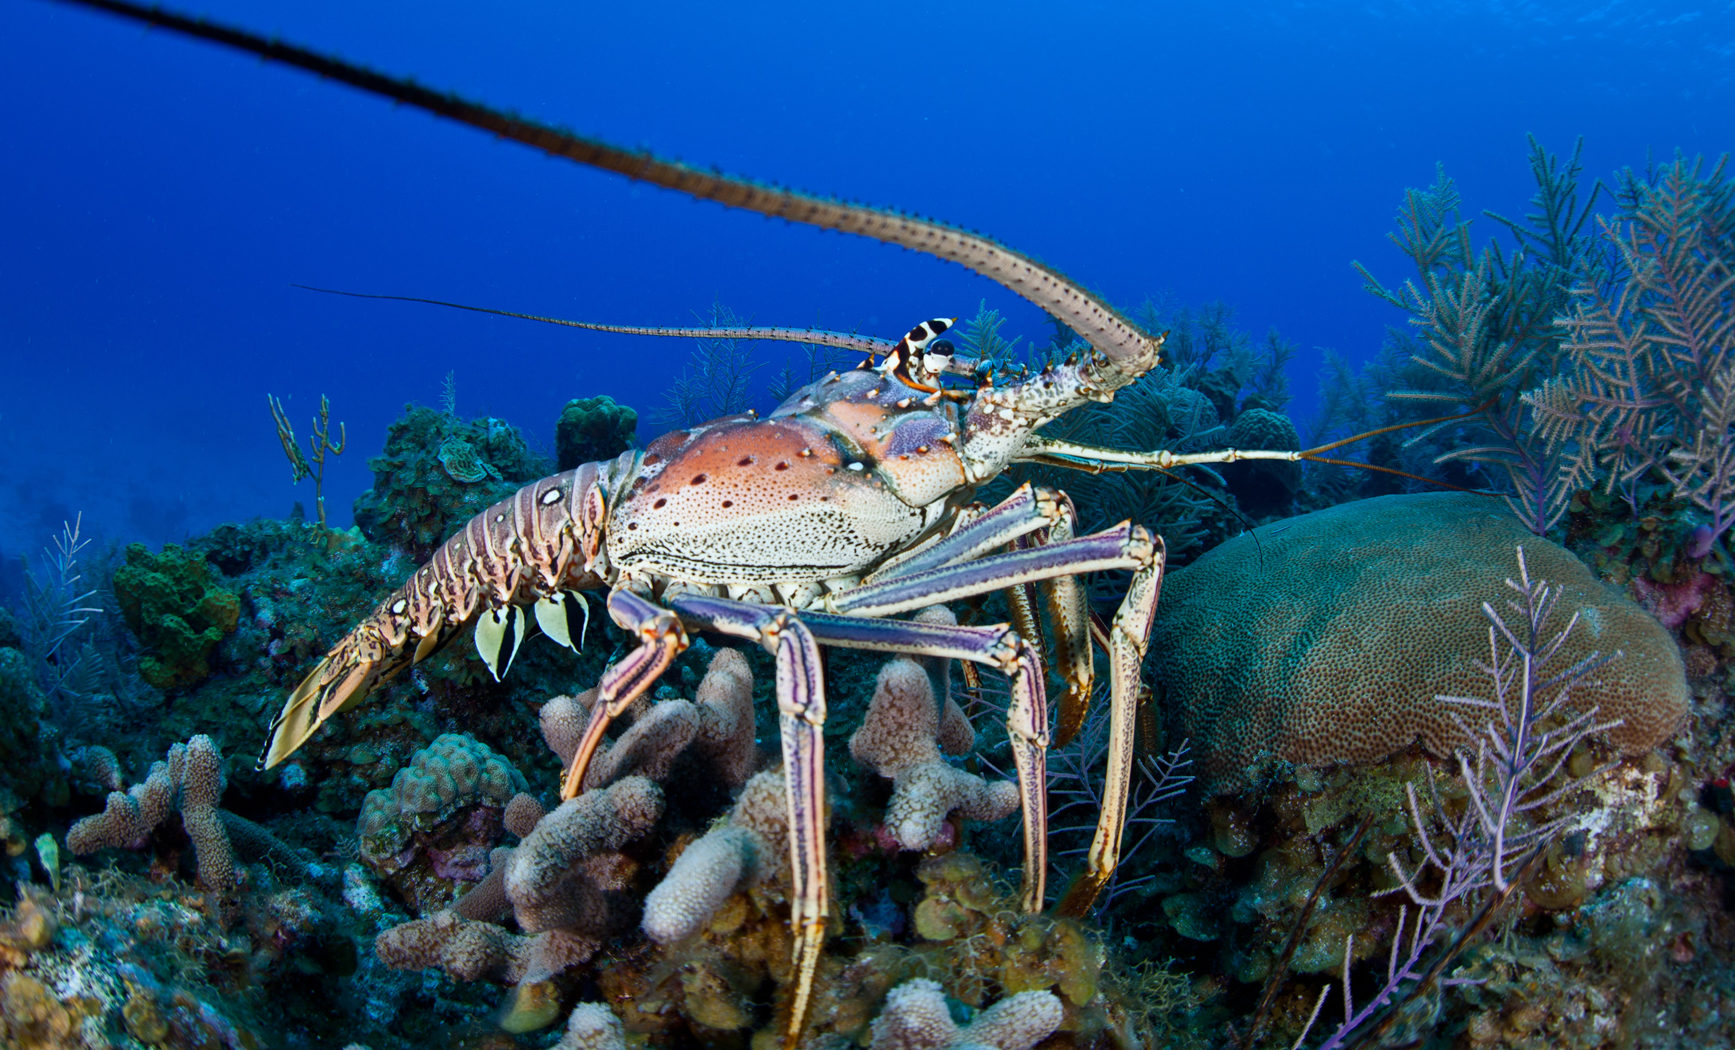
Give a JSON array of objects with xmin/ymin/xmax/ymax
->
[
  {"xmin": 375, "ymin": 776, "xmax": 662, "ymax": 986},
  {"xmin": 553, "ymin": 1002, "xmax": 627, "ymax": 1050},
  {"xmin": 569, "ymin": 647, "xmax": 758, "ymax": 791},
  {"xmin": 67, "ymin": 734, "xmax": 236, "ymax": 890},
  {"xmin": 640, "ymin": 769, "xmax": 788, "ymax": 944},
  {"xmin": 868, "ymin": 978, "xmax": 1061, "ymax": 1050},
  {"xmin": 505, "ymin": 776, "xmax": 664, "ymax": 933},
  {"xmin": 850, "ymin": 658, "xmax": 1017, "ymax": 851},
  {"xmin": 1152, "ymin": 492, "xmax": 1689, "ymax": 788},
  {"xmin": 374, "ymin": 909, "xmax": 598, "ymax": 984}
]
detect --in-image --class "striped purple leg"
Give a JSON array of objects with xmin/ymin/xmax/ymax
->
[
  {"xmin": 797, "ymin": 609, "xmax": 1051, "ymax": 913},
  {"xmin": 1057, "ymin": 532, "xmax": 1166, "ymax": 916},
  {"xmin": 879, "ymin": 482, "xmax": 1096, "ymax": 750},
  {"xmin": 829, "ymin": 520, "xmax": 1164, "ymax": 916},
  {"xmin": 559, "ymin": 589, "xmax": 688, "ymax": 800},
  {"xmin": 663, "ymin": 595, "xmax": 828, "ymax": 1047}
]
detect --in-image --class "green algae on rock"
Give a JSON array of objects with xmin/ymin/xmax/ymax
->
[{"xmin": 112, "ymin": 543, "xmax": 241, "ymax": 693}]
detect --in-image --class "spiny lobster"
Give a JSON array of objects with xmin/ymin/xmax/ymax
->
[{"xmin": 50, "ymin": 0, "xmax": 1389, "ymax": 1041}]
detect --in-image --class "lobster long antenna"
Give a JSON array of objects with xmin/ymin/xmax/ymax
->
[
  {"xmin": 50, "ymin": 0, "xmax": 1162, "ymax": 378},
  {"xmin": 292, "ymin": 285, "xmax": 898, "ymax": 357}
]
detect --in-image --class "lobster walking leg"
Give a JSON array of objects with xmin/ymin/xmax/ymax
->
[
  {"xmin": 1058, "ymin": 533, "xmax": 1166, "ymax": 916},
  {"xmin": 1008, "ymin": 495, "xmax": 1095, "ymax": 748},
  {"xmin": 663, "ymin": 596, "xmax": 828, "ymax": 1047},
  {"xmin": 832, "ymin": 521, "xmax": 1161, "ymax": 911},
  {"xmin": 561, "ymin": 589, "xmax": 689, "ymax": 800},
  {"xmin": 865, "ymin": 482, "xmax": 1067, "ymax": 582},
  {"xmin": 797, "ymin": 610, "xmax": 1051, "ymax": 913}
]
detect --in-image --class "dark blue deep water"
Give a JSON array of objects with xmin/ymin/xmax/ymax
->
[{"xmin": 2, "ymin": 0, "xmax": 1731, "ymax": 558}]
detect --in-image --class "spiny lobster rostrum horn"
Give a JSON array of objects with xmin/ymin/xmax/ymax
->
[{"xmin": 52, "ymin": 0, "xmax": 1378, "ymax": 1043}]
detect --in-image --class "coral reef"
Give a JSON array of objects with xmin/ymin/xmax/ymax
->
[
  {"xmin": 351, "ymin": 405, "xmax": 550, "ymax": 560},
  {"xmin": 341, "ymin": 638, "xmax": 1160, "ymax": 1047},
  {"xmin": 555, "ymin": 395, "xmax": 638, "ymax": 471},
  {"xmin": 1152, "ymin": 492, "xmax": 1689, "ymax": 788},
  {"xmin": 0, "ymin": 865, "xmax": 344, "ymax": 1050},
  {"xmin": 112, "ymin": 543, "xmax": 240, "ymax": 692},
  {"xmin": 356, "ymin": 733, "xmax": 529, "ymax": 911}
]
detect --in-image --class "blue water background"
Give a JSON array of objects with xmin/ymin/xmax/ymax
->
[{"xmin": 2, "ymin": 0, "xmax": 1730, "ymax": 567}]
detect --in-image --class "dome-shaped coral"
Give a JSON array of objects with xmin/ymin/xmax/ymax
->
[
  {"xmin": 1221, "ymin": 407, "xmax": 1301, "ymax": 517},
  {"xmin": 1152, "ymin": 493, "xmax": 1689, "ymax": 789},
  {"xmin": 357, "ymin": 733, "xmax": 530, "ymax": 910}
]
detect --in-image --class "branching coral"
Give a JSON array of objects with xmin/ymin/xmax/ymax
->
[
  {"xmin": 68, "ymin": 735, "xmax": 233, "ymax": 890},
  {"xmin": 65, "ymin": 735, "xmax": 309, "ymax": 894},
  {"xmin": 365, "ymin": 640, "xmax": 1148, "ymax": 1044},
  {"xmin": 376, "ymin": 776, "xmax": 662, "ymax": 985},
  {"xmin": 268, "ymin": 392, "xmax": 347, "ymax": 531},
  {"xmin": 849, "ymin": 657, "xmax": 1018, "ymax": 852}
]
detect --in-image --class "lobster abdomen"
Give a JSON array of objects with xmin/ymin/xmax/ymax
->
[{"xmin": 260, "ymin": 459, "xmax": 618, "ymax": 769}]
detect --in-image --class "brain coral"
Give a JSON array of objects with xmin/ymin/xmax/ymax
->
[{"xmin": 1151, "ymin": 492, "xmax": 1689, "ymax": 789}]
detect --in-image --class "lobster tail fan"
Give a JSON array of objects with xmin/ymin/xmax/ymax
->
[
  {"xmin": 258, "ymin": 644, "xmax": 392, "ymax": 769},
  {"xmin": 260, "ymin": 659, "xmax": 335, "ymax": 770}
]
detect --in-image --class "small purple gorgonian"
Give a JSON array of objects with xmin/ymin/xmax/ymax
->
[{"xmin": 1294, "ymin": 548, "xmax": 1622, "ymax": 1050}]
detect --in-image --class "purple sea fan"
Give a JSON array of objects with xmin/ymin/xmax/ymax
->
[{"xmin": 1296, "ymin": 547, "xmax": 1621, "ymax": 1050}]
